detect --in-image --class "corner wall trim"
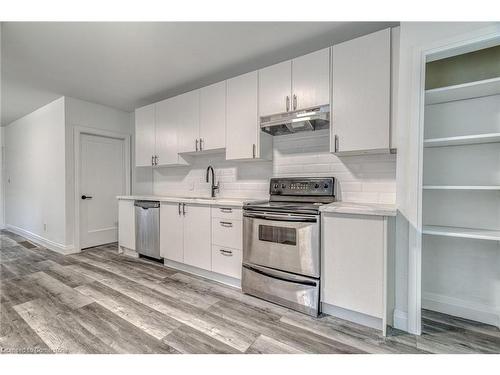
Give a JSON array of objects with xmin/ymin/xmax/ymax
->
[{"xmin": 4, "ymin": 225, "xmax": 77, "ymax": 255}]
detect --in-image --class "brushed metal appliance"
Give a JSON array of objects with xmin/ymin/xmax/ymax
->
[
  {"xmin": 242, "ymin": 177, "xmax": 335, "ymax": 316},
  {"xmin": 134, "ymin": 200, "xmax": 161, "ymax": 260}
]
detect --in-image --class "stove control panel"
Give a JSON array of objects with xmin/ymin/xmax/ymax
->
[{"xmin": 270, "ymin": 177, "xmax": 335, "ymax": 197}]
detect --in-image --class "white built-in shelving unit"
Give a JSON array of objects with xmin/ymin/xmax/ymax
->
[{"xmin": 422, "ymin": 72, "xmax": 500, "ymax": 328}]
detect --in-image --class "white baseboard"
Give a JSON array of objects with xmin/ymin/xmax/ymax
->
[
  {"xmin": 5, "ymin": 225, "xmax": 77, "ymax": 255},
  {"xmin": 423, "ymin": 291, "xmax": 500, "ymax": 328},
  {"xmin": 393, "ymin": 309, "xmax": 409, "ymax": 331},
  {"xmin": 164, "ymin": 259, "xmax": 241, "ymax": 289},
  {"xmin": 321, "ymin": 302, "xmax": 383, "ymax": 331}
]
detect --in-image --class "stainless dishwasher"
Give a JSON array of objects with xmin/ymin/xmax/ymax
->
[{"xmin": 134, "ymin": 200, "xmax": 161, "ymax": 259}]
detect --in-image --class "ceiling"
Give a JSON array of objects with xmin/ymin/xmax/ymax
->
[{"xmin": 1, "ymin": 22, "xmax": 396, "ymax": 125}]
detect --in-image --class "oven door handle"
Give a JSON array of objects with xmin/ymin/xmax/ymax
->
[
  {"xmin": 243, "ymin": 212, "xmax": 317, "ymax": 223},
  {"xmin": 243, "ymin": 265, "xmax": 318, "ymax": 286}
]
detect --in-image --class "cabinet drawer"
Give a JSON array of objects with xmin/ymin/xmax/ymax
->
[
  {"xmin": 212, "ymin": 246, "xmax": 242, "ymax": 279},
  {"xmin": 211, "ymin": 218, "xmax": 242, "ymax": 249},
  {"xmin": 211, "ymin": 206, "xmax": 242, "ymax": 220}
]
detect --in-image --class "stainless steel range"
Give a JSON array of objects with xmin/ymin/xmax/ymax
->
[{"xmin": 242, "ymin": 177, "xmax": 335, "ymax": 316}]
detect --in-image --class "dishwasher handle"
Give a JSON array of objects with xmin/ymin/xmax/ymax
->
[{"xmin": 134, "ymin": 200, "xmax": 160, "ymax": 209}]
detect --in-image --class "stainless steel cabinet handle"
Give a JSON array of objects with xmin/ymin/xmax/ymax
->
[
  {"xmin": 151, "ymin": 156, "xmax": 154, "ymax": 166},
  {"xmin": 182, "ymin": 203, "xmax": 186, "ymax": 215},
  {"xmin": 199, "ymin": 138, "xmax": 203, "ymax": 151},
  {"xmin": 178, "ymin": 203, "xmax": 181, "ymax": 215},
  {"xmin": 220, "ymin": 221, "xmax": 233, "ymax": 228},
  {"xmin": 155, "ymin": 155, "xmax": 159, "ymax": 165},
  {"xmin": 252, "ymin": 143, "xmax": 256, "ymax": 158},
  {"xmin": 286, "ymin": 96, "xmax": 290, "ymax": 112},
  {"xmin": 293, "ymin": 94, "xmax": 297, "ymax": 110},
  {"xmin": 195, "ymin": 139, "xmax": 199, "ymax": 152},
  {"xmin": 220, "ymin": 208, "xmax": 232, "ymax": 213},
  {"xmin": 219, "ymin": 249, "xmax": 233, "ymax": 256},
  {"xmin": 334, "ymin": 134, "xmax": 339, "ymax": 153}
]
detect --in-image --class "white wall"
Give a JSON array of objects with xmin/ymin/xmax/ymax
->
[
  {"xmin": 0, "ymin": 127, "xmax": 4, "ymax": 229},
  {"xmin": 395, "ymin": 21, "xmax": 500, "ymax": 333},
  {"xmin": 64, "ymin": 97, "xmax": 133, "ymax": 249},
  {"xmin": 153, "ymin": 130, "xmax": 396, "ymax": 203},
  {"xmin": 4, "ymin": 97, "xmax": 67, "ymax": 246}
]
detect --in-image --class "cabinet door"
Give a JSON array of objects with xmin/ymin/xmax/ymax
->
[
  {"xmin": 118, "ymin": 200, "xmax": 135, "ymax": 250},
  {"xmin": 160, "ymin": 202, "xmax": 184, "ymax": 262},
  {"xmin": 155, "ymin": 97, "xmax": 180, "ymax": 165},
  {"xmin": 176, "ymin": 90, "xmax": 200, "ymax": 153},
  {"xmin": 199, "ymin": 81, "xmax": 226, "ymax": 151},
  {"xmin": 183, "ymin": 204, "xmax": 212, "ymax": 270},
  {"xmin": 322, "ymin": 213, "xmax": 385, "ymax": 318},
  {"xmin": 331, "ymin": 28, "xmax": 391, "ymax": 154},
  {"xmin": 226, "ymin": 71, "xmax": 259, "ymax": 160},
  {"xmin": 292, "ymin": 48, "xmax": 330, "ymax": 110},
  {"xmin": 135, "ymin": 104, "xmax": 155, "ymax": 167},
  {"xmin": 258, "ymin": 60, "xmax": 291, "ymax": 116}
]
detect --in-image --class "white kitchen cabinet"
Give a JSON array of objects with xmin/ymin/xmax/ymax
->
[
  {"xmin": 212, "ymin": 246, "xmax": 242, "ymax": 279},
  {"xmin": 258, "ymin": 60, "xmax": 292, "ymax": 116},
  {"xmin": 176, "ymin": 90, "xmax": 200, "ymax": 154},
  {"xmin": 160, "ymin": 202, "xmax": 184, "ymax": 262},
  {"xmin": 135, "ymin": 104, "xmax": 155, "ymax": 167},
  {"xmin": 226, "ymin": 71, "xmax": 272, "ymax": 160},
  {"xmin": 292, "ymin": 48, "xmax": 330, "ymax": 111},
  {"xmin": 183, "ymin": 204, "xmax": 212, "ymax": 270},
  {"xmin": 199, "ymin": 81, "xmax": 226, "ymax": 151},
  {"xmin": 211, "ymin": 218, "xmax": 242, "ymax": 250},
  {"xmin": 321, "ymin": 212, "xmax": 395, "ymax": 334},
  {"xmin": 331, "ymin": 28, "xmax": 392, "ymax": 155},
  {"xmin": 118, "ymin": 200, "xmax": 135, "ymax": 250},
  {"xmin": 155, "ymin": 97, "xmax": 185, "ymax": 166}
]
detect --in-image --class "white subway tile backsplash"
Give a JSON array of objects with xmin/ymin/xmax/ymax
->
[{"xmin": 147, "ymin": 129, "xmax": 396, "ymax": 204}]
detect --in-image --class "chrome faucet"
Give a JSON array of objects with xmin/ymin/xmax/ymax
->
[{"xmin": 206, "ymin": 165, "xmax": 219, "ymax": 198}]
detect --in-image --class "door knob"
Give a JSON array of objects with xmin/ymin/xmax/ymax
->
[{"xmin": 81, "ymin": 195, "xmax": 93, "ymax": 200}]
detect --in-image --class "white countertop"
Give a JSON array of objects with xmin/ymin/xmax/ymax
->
[
  {"xmin": 117, "ymin": 195, "xmax": 255, "ymax": 208},
  {"xmin": 319, "ymin": 202, "xmax": 397, "ymax": 217}
]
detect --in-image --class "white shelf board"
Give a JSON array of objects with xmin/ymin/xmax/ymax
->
[
  {"xmin": 424, "ymin": 133, "xmax": 500, "ymax": 148},
  {"xmin": 423, "ymin": 225, "xmax": 500, "ymax": 241},
  {"xmin": 423, "ymin": 185, "xmax": 500, "ymax": 191},
  {"xmin": 425, "ymin": 77, "xmax": 500, "ymax": 105}
]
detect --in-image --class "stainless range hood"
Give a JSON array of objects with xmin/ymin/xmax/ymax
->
[{"xmin": 260, "ymin": 105, "xmax": 330, "ymax": 136}]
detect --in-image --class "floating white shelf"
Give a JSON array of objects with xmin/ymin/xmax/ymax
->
[
  {"xmin": 423, "ymin": 225, "xmax": 500, "ymax": 241},
  {"xmin": 424, "ymin": 133, "xmax": 500, "ymax": 148},
  {"xmin": 423, "ymin": 185, "xmax": 500, "ymax": 191},
  {"xmin": 425, "ymin": 77, "xmax": 500, "ymax": 105}
]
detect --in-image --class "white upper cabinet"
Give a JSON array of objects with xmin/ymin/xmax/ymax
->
[
  {"xmin": 199, "ymin": 81, "xmax": 226, "ymax": 151},
  {"xmin": 331, "ymin": 28, "xmax": 391, "ymax": 155},
  {"xmin": 292, "ymin": 48, "xmax": 330, "ymax": 110},
  {"xmin": 258, "ymin": 61, "xmax": 292, "ymax": 116},
  {"xmin": 155, "ymin": 97, "xmax": 183, "ymax": 166},
  {"xmin": 177, "ymin": 90, "xmax": 200, "ymax": 154},
  {"xmin": 135, "ymin": 104, "xmax": 155, "ymax": 167},
  {"xmin": 226, "ymin": 71, "xmax": 272, "ymax": 160}
]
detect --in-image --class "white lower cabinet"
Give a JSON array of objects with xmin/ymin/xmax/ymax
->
[
  {"xmin": 322, "ymin": 213, "xmax": 393, "ymax": 325},
  {"xmin": 211, "ymin": 246, "xmax": 242, "ymax": 279},
  {"xmin": 183, "ymin": 204, "xmax": 212, "ymax": 270},
  {"xmin": 211, "ymin": 218, "xmax": 242, "ymax": 250},
  {"xmin": 160, "ymin": 202, "xmax": 184, "ymax": 262},
  {"xmin": 118, "ymin": 200, "xmax": 135, "ymax": 251}
]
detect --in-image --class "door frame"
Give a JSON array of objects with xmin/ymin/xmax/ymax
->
[
  {"xmin": 406, "ymin": 25, "xmax": 500, "ymax": 335},
  {"xmin": 74, "ymin": 126, "xmax": 131, "ymax": 252}
]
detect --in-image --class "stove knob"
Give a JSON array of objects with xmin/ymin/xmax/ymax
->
[
  {"xmin": 274, "ymin": 183, "xmax": 279, "ymax": 189},
  {"xmin": 324, "ymin": 184, "xmax": 329, "ymax": 189},
  {"xmin": 314, "ymin": 184, "xmax": 319, "ymax": 189},
  {"xmin": 281, "ymin": 184, "xmax": 286, "ymax": 189}
]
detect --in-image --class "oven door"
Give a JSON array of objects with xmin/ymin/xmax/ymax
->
[{"xmin": 243, "ymin": 211, "xmax": 320, "ymax": 277}]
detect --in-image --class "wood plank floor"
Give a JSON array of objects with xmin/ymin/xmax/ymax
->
[{"xmin": 1, "ymin": 230, "xmax": 499, "ymax": 354}]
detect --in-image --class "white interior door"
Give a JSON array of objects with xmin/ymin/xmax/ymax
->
[{"xmin": 80, "ymin": 133, "xmax": 127, "ymax": 249}]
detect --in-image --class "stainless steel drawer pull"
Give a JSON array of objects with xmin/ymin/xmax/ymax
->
[
  {"xmin": 220, "ymin": 221, "xmax": 233, "ymax": 228},
  {"xmin": 220, "ymin": 208, "xmax": 232, "ymax": 213},
  {"xmin": 220, "ymin": 249, "xmax": 233, "ymax": 256}
]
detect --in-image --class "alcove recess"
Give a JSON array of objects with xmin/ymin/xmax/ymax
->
[{"xmin": 422, "ymin": 44, "xmax": 500, "ymax": 328}]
